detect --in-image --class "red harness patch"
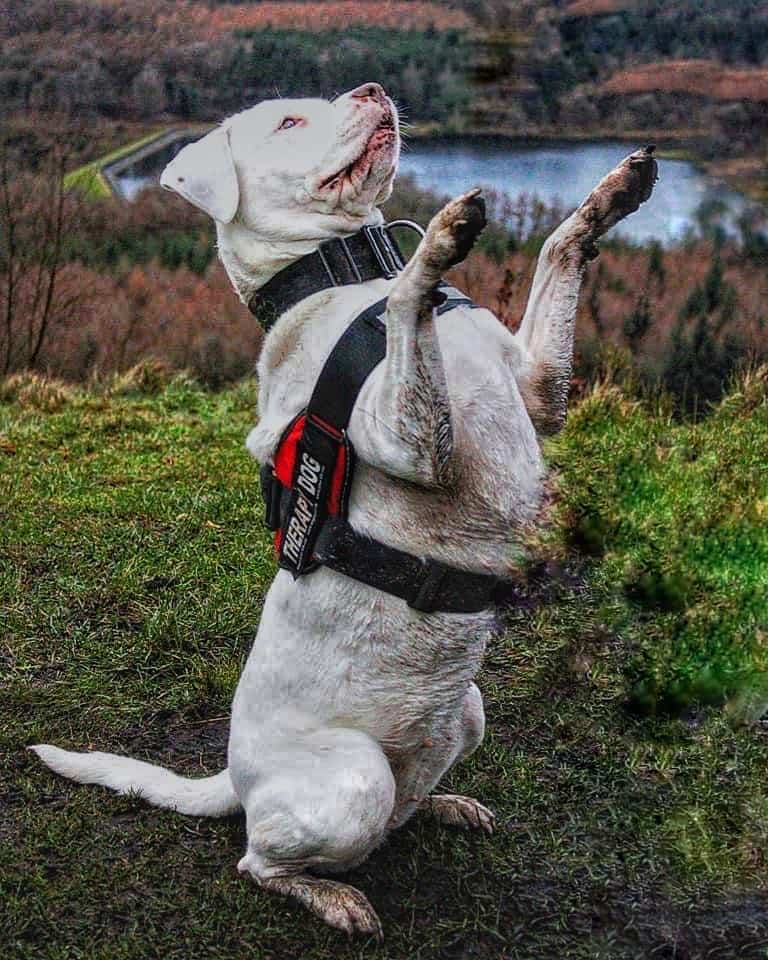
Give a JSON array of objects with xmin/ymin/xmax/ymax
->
[{"xmin": 271, "ymin": 413, "xmax": 353, "ymax": 561}]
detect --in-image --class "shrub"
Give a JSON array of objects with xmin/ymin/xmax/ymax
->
[
  {"xmin": 622, "ymin": 294, "xmax": 654, "ymax": 353},
  {"xmin": 547, "ymin": 368, "xmax": 768, "ymax": 717},
  {"xmin": 107, "ymin": 359, "xmax": 178, "ymax": 397},
  {"xmin": 0, "ymin": 371, "xmax": 75, "ymax": 411}
]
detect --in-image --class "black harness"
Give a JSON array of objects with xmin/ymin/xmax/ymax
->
[{"xmin": 252, "ymin": 222, "xmax": 502, "ymax": 615}]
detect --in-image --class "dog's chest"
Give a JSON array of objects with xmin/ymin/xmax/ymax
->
[
  {"xmin": 350, "ymin": 313, "xmax": 545, "ymax": 572},
  {"xmin": 252, "ymin": 298, "xmax": 544, "ymax": 561}
]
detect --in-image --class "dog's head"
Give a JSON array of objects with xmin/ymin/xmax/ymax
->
[{"xmin": 161, "ymin": 83, "xmax": 400, "ymax": 245}]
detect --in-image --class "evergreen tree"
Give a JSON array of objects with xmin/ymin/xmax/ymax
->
[
  {"xmin": 623, "ymin": 294, "xmax": 653, "ymax": 354},
  {"xmin": 662, "ymin": 247, "xmax": 744, "ymax": 416}
]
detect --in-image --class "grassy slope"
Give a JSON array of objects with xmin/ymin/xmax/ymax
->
[
  {"xmin": 2, "ymin": 372, "xmax": 768, "ymax": 959},
  {"xmin": 63, "ymin": 131, "xmax": 169, "ymax": 199}
]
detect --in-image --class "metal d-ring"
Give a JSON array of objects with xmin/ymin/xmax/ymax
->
[
  {"xmin": 383, "ymin": 219, "xmax": 426, "ymax": 270},
  {"xmin": 384, "ymin": 219, "xmax": 425, "ymax": 239}
]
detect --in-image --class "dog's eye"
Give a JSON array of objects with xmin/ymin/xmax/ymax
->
[{"xmin": 277, "ymin": 117, "xmax": 301, "ymax": 131}]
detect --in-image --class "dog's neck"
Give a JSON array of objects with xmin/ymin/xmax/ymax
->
[{"xmin": 216, "ymin": 208, "xmax": 386, "ymax": 305}]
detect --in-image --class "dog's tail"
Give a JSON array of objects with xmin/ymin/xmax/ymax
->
[{"xmin": 28, "ymin": 744, "xmax": 241, "ymax": 817}]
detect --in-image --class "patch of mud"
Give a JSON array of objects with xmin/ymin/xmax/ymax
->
[{"xmin": 113, "ymin": 705, "xmax": 230, "ymax": 776}]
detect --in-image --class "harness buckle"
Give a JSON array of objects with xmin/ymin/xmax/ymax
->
[
  {"xmin": 316, "ymin": 242, "xmax": 341, "ymax": 286},
  {"xmin": 362, "ymin": 225, "xmax": 402, "ymax": 279},
  {"xmin": 407, "ymin": 559, "xmax": 449, "ymax": 614},
  {"xmin": 338, "ymin": 237, "xmax": 363, "ymax": 283},
  {"xmin": 260, "ymin": 463, "xmax": 283, "ymax": 531}
]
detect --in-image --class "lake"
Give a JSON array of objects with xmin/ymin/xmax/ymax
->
[
  {"xmin": 398, "ymin": 138, "xmax": 750, "ymax": 246},
  {"xmin": 114, "ymin": 136, "xmax": 751, "ymax": 246}
]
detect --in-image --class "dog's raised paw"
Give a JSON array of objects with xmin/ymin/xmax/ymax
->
[
  {"xmin": 423, "ymin": 189, "xmax": 487, "ymax": 271},
  {"xmin": 581, "ymin": 145, "xmax": 658, "ymax": 238},
  {"xmin": 425, "ymin": 793, "xmax": 496, "ymax": 835}
]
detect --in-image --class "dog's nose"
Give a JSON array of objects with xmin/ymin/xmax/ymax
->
[{"xmin": 349, "ymin": 83, "xmax": 387, "ymax": 106}]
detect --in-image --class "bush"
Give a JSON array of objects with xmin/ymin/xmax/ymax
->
[
  {"xmin": 0, "ymin": 371, "xmax": 75, "ymax": 411},
  {"xmin": 547, "ymin": 368, "xmax": 768, "ymax": 717},
  {"xmin": 106, "ymin": 359, "xmax": 178, "ymax": 397}
]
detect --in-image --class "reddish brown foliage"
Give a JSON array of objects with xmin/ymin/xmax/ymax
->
[
  {"xmin": 450, "ymin": 241, "xmax": 768, "ymax": 373},
  {"xmin": 8, "ymin": 238, "xmax": 768, "ymax": 391},
  {"xmin": 158, "ymin": 1, "xmax": 471, "ymax": 36},
  {"xmin": 3, "ymin": 154, "xmax": 764, "ymax": 390},
  {"xmin": 563, "ymin": 0, "xmax": 634, "ymax": 18},
  {"xmin": 602, "ymin": 61, "xmax": 768, "ymax": 103},
  {"xmin": 28, "ymin": 260, "xmax": 261, "ymax": 385}
]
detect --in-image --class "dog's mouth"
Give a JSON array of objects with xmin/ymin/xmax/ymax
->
[{"xmin": 318, "ymin": 112, "xmax": 397, "ymax": 193}]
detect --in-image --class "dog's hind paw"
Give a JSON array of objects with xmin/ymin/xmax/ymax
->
[
  {"xmin": 422, "ymin": 189, "xmax": 487, "ymax": 272},
  {"xmin": 425, "ymin": 793, "xmax": 496, "ymax": 835},
  {"xmin": 258, "ymin": 874, "xmax": 383, "ymax": 940}
]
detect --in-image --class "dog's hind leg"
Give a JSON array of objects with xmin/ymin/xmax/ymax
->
[
  {"xmin": 424, "ymin": 682, "xmax": 495, "ymax": 834},
  {"xmin": 513, "ymin": 146, "xmax": 658, "ymax": 435},
  {"xmin": 232, "ymin": 726, "xmax": 395, "ymax": 938},
  {"xmin": 254, "ymin": 874, "xmax": 383, "ymax": 939},
  {"xmin": 387, "ymin": 683, "xmax": 494, "ymax": 833},
  {"xmin": 351, "ymin": 190, "xmax": 486, "ymax": 488}
]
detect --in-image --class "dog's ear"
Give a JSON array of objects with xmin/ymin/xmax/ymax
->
[{"xmin": 160, "ymin": 127, "xmax": 239, "ymax": 223}]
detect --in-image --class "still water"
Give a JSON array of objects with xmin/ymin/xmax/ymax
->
[
  {"xmin": 397, "ymin": 138, "xmax": 749, "ymax": 246},
  {"xmin": 115, "ymin": 136, "xmax": 750, "ymax": 246}
]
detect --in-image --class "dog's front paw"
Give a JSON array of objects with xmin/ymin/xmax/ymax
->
[
  {"xmin": 580, "ymin": 145, "xmax": 658, "ymax": 242},
  {"xmin": 422, "ymin": 189, "xmax": 487, "ymax": 272},
  {"xmin": 425, "ymin": 793, "xmax": 496, "ymax": 835}
]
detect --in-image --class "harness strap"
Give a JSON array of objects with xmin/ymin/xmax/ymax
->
[
  {"xmin": 263, "ymin": 480, "xmax": 500, "ymax": 613},
  {"xmin": 306, "ymin": 297, "xmax": 388, "ymax": 431},
  {"xmin": 273, "ymin": 295, "xmax": 388, "ymax": 577},
  {"xmin": 262, "ymin": 286, "xmax": 502, "ymax": 612},
  {"xmin": 316, "ymin": 520, "xmax": 499, "ymax": 613}
]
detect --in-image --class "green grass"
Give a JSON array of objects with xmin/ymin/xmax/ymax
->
[
  {"xmin": 63, "ymin": 131, "xmax": 168, "ymax": 199},
  {"xmin": 547, "ymin": 371, "xmax": 768, "ymax": 719},
  {"xmin": 63, "ymin": 127, "xmax": 211, "ymax": 200},
  {"xmin": 3, "ymin": 369, "xmax": 768, "ymax": 959}
]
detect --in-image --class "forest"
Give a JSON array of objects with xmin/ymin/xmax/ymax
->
[
  {"xmin": 1, "ymin": 0, "xmax": 766, "ymax": 411},
  {"xmin": 5, "ymin": 0, "xmax": 768, "ymax": 161},
  {"xmin": 469, "ymin": 0, "xmax": 768, "ymax": 178},
  {"xmin": 0, "ymin": 2, "xmax": 471, "ymax": 133},
  {"xmin": 3, "ymin": 0, "xmax": 767, "ymax": 187}
]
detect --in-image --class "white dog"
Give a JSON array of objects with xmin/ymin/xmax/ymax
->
[{"xmin": 31, "ymin": 83, "xmax": 656, "ymax": 937}]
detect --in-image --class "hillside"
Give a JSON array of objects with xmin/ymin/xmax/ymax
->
[
  {"xmin": 466, "ymin": 0, "xmax": 768, "ymax": 197},
  {"xmin": 0, "ymin": 0, "xmax": 471, "ymax": 160},
  {"xmin": 2, "ymin": 369, "xmax": 768, "ymax": 957},
  {"xmin": 3, "ymin": 0, "xmax": 767, "ymax": 199},
  {"xmin": 601, "ymin": 61, "xmax": 768, "ymax": 103},
  {"xmin": 157, "ymin": 1, "xmax": 470, "ymax": 33}
]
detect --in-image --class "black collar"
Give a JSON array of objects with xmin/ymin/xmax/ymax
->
[{"xmin": 248, "ymin": 222, "xmax": 422, "ymax": 332}]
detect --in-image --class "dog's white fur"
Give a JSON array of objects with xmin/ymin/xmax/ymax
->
[{"xmin": 31, "ymin": 85, "xmax": 656, "ymax": 937}]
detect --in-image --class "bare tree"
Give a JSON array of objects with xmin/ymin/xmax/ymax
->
[
  {"xmin": 0, "ymin": 141, "xmax": 78, "ymax": 374},
  {"xmin": 1, "ymin": 145, "xmax": 17, "ymax": 375}
]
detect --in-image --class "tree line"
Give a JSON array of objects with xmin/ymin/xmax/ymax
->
[
  {"xmin": 463, "ymin": 0, "xmax": 768, "ymax": 158},
  {"xmin": 1, "ymin": 0, "xmax": 470, "ymax": 127}
]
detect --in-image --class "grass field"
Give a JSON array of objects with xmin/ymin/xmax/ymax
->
[{"xmin": 2, "ymin": 368, "xmax": 768, "ymax": 959}]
